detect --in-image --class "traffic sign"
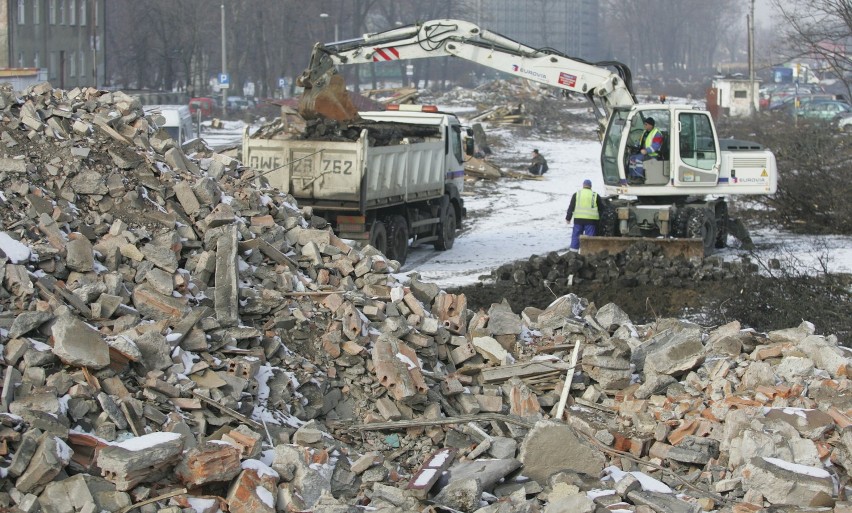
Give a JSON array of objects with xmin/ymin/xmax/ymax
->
[
  {"xmin": 219, "ymin": 73, "xmax": 230, "ymax": 89},
  {"xmin": 278, "ymin": 77, "xmax": 286, "ymax": 89}
]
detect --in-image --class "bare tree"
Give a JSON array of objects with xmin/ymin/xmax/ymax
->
[
  {"xmin": 771, "ymin": 0, "xmax": 852, "ymax": 100},
  {"xmin": 601, "ymin": 0, "xmax": 744, "ymax": 78}
]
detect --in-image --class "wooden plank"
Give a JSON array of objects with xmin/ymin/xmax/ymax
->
[{"xmin": 480, "ymin": 361, "xmax": 572, "ymax": 384}]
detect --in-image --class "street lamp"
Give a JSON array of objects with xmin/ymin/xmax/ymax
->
[
  {"xmin": 221, "ymin": 2, "xmax": 227, "ymax": 118},
  {"xmin": 319, "ymin": 13, "xmax": 338, "ymax": 42}
]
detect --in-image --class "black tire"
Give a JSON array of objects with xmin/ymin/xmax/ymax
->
[
  {"xmin": 434, "ymin": 203, "xmax": 457, "ymax": 250},
  {"xmin": 714, "ymin": 201, "xmax": 729, "ymax": 248},
  {"xmin": 370, "ymin": 220, "xmax": 388, "ymax": 255},
  {"xmin": 686, "ymin": 207, "xmax": 717, "ymax": 255},
  {"xmin": 386, "ymin": 215, "xmax": 409, "ymax": 265},
  {"xmin": 599, "ymin": 203, "xmax": 618, "ymax": 236},
  {"xmin": 672, "ymin": 206, "xmax": 691, "ymax": 237}
]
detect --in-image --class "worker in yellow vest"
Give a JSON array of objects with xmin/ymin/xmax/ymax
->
[{"xmin": 565, "ymin": 179, "xmax": 602, "ymax": 252}]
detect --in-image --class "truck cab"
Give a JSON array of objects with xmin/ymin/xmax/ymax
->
[{"xmin": 143, "ymin": 105, "xmax": 196, "ymax": 144}]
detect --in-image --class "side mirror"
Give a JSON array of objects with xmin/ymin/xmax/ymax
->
[
  {"xmin": 466, "ymin": 128, "xmax": 474, "ymax": 136},
  {"xmin": 464, "ymin": 138, "xmax": 475, "ymax": 156}
]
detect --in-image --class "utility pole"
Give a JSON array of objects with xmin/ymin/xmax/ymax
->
[
  {"xmin": 221, "ymin": 3, "xmax": 227, "ymax": 118},
  {"xmin": 748, "ymin": 0, "xmax": 756, "ymax": 116}
]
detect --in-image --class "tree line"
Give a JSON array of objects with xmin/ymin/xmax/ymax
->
[
  {"xmin": 105, "ymin": 0, "xmax": 469, "ymax": 98},
  {"xmin": 105, "ymin": 0, "xmax": 850, "ymax": 98}
]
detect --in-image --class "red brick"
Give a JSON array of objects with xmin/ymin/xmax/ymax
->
[
  {"xmin": 668, "ymin": 419, "xmax": 698, "ymax": 446},
  {"xmin": 227, "ymin": 469, "xmax": 277, "ymax": 513},
  {"xmin": 176, "ymin": 442, "xmax": 242, "ymax": 486}
]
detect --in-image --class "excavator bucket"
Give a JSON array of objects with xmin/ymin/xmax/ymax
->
[
  {"xmin": 297, "ymin": 73, "xmax": 360, "ymax": 122},
  {"xmin": 579, "ymin": 236, "xmax": 705, "ymax": 259}
]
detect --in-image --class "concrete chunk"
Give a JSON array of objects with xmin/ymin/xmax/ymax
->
[
  {"xmin": 96, "ymin": 432, "xmax": 185, "ymax": 491},
  {"xmin": 9, "ymin": 311, "xmax": 53, "ymax": 339},
  {"xmin": 51, "ymin": 314, "xmax": 110, "ymax": 369},
  {"xmin": 742, "ymin": 456, "xmax": 834, "ymax": 507},
  {"xmin": 16, "ymin": 434, "xmax": 73, "ymax": 493},
  {"xmin": 215, "ymin": 224, "xmax": 240, "ymax": 327},
  {"xmin": 518, "ymin": 420, "xmax": 605, "ymax": 484},
  {"xmin": 642, "ymin": 327, "xmax": 705, "ymax": 376}
]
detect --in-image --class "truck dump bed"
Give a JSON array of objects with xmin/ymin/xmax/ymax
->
[{"xmin": 243, "ymin": 128, "xmax": 446, "ymax": 212}]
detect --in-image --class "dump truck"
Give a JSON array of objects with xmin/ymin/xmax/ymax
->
[
  {"xmin": 296, "ymin": 19, "xmax": 778, "ymax": 257},
  {"xmin": 242, "ymin": 104, "xmax": 468, "ymax": 265}
]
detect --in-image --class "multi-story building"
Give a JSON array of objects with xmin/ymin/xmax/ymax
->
[
  {"xmin": 0, "ymin": 0, "xmax": 106, "ymax": 89},
  {"xmin": 477, "ymin": 0, "xmax": 600, "ymax": 61}
]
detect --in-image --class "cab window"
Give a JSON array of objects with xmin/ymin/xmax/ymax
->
[
  {"xmin": 601, "ymin": 109, "xmax": 630, "ymax": 184},
  {"xmin": 678, "ymin": 112, "xmax": 716, "ymax": 171},
  {"xmin": 450, "ymin": 125, "xmax": 463, "ymax": 163}
]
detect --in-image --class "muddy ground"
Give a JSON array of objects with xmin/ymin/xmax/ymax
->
[{"xmin": 449, "ymin": 255, "xmax": 852, "ymax": 340}]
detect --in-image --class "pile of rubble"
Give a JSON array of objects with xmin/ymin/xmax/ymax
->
[
  {"xmin": 1, "ymin": 83, "xmax": 851, "ymax": 513},
  {"xmin": 489, "ymin": 241, "xmax": 747, "ymax": 288}
]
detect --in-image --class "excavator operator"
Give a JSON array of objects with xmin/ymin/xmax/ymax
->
[{"xmin": 627, "ymin": 117, "xmax": 663, "ymax": 185}]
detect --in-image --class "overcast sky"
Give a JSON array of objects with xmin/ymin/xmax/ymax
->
[{"xmin": 755, "ymin": 0, "xmax": 782, "ymax": 26}]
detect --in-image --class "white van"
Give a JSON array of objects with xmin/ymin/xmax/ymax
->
[{"xmin": 143, "ymin": 105, "xmax": 196, "ymax": 144}]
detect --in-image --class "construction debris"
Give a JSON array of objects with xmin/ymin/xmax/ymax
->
[
  {"xmin": 1, "ymin": 82, "xmax": 852, "ymax": 513},
  {"xmin": 363, "ymin": 87, "xmax": 420, "ymax": 105}
]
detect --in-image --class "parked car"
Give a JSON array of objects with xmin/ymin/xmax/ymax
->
[
  {"xmin": 836, "ymin": 113, "xmax": 852, "ymax": 132},
  {"xmin": 226, "ymin": 96, "xmax": 250, "ymax": 114},
  {"xmin": 794, "ymin": 100, "xmax": 852, "ymax": 121},
  {"xmin": 768, "ymin": 94, "xmax": 835, "ymax": 111},
  {"xmin": 188, "ymin": 97, "xmax": 216, "ymax": 119}
]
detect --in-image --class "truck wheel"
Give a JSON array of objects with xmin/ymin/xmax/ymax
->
[
  {"xmin": 434, "ymin": 204, "xmax": 457, "ymax": 251},
  {"xmin": 370, "ymin": 220, "xmax": 388, "ymax": 255},
  {"xmin": 714, "ymin": 202, "xmax": 729, "ymax": 248},
  {"xmin": 386, "ymin": 215, "xmax": 409, "ymax": 265},
  {"xmin": 686, "ymin": 208, "xmax": 717, "ymax": 255}
]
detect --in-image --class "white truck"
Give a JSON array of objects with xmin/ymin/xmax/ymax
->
[
  {"xmin": 143, "ymin": 105, "xmax": 196, "ymax": 144},
  {"xmin": 242, "ymin": 105, "xmax": 469, "ymax": 265}
]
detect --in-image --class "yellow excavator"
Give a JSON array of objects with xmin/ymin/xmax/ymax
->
[{"xmin": 297, "ymin": 19, "xmax": 777, "ymax": 257}]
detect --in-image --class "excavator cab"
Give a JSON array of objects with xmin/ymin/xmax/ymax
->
[{"xmin": 601, "ymin": 106, "xmax": 722, "ymax": 192}]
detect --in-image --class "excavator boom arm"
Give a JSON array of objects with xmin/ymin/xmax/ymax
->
[{"xmin": 298, "ymin": 19, "xmax": 636, "ymax": 128}]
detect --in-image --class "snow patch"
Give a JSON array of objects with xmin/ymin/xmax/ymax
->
[
  {"xmin": 242, "ymin": 459, "xmax": 280, "ymax": 480},
  {"xmin": 602, "ymin": 466, "xmax": 673, "ymax": 493},
  {"xmin": 256, "ymin": 487, "xmax": 274, "ymax": 507},
  {"xmin": 113, "ymin": 431, "xmax": 182, "ymax": 451},
  {"xmin": 0, "ymin": 231, "xmax": 33, "ymax": 263},
  {"xmin": 763, "ymin": 457, "xmax": 831, "ymax": 478}
]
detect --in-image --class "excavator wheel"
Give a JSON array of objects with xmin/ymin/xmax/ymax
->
[
  {"xmin": 672, "ymin": 207, "xmax": 691, "ymax": 238},
  {"xmin": 386, "ymin": 215, "xmax": 409, "ymax": 266},
  {"xmin": 370, "ymin": 220, "xmax": 388, "ymax": 256},
  {"xmin": 714, "ymin": 202, "xmax": 729, "ymax": 248},
  {"xmin": 686, "ymin": 208, "xmax": 717, "ymax": 256}
]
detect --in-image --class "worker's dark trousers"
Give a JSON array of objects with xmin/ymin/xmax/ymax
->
[{"xmin": 571, "ymin": 220, "xmax": 597, "ymax": 250}]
